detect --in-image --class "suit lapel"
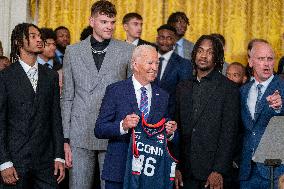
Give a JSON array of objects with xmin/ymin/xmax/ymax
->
[
  {"xmin": 80, "ymin": 36, "xmax": 98, "ymax": 75},
  {"xmin": 254, "ymin": 76, "xmax": 279, "ymax": 122},
  {"xmin": 99, "ymin": 39, "xmax": 117, "ymax": 75},
  {"xmin": 14, "ymin": 62, "xmax": 35, "ymax": 97},
  {"xmin": 147, "ymin": 84, "xmax": 160, "ymax": 123},
  {"xmin": 241, "ymin": 81, "xmax": 254, "ymax": 130},
  {"xmin": 126, "ymin": 78, "xmax": 140, "ymax": 115},
  {"xmin": 160, "ymin": 54, "xmax": 175, "ymax": 82}
]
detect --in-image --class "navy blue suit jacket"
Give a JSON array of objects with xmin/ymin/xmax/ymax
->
[
  {"xmin": 240, "ymin": 75, "xmax": 284, "ymax": 180},
  {"xmin": 95, "ymin": 77, "xmax": 170, "ymax": 182},
  {"xmin": 155, "ymin": 52, "xmax": 192, "ymax": 118}
]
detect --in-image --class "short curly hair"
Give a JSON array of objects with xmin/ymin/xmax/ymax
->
[{"xmin": 91, "ymin": 0, "xmax": 117, "ymax": 17}]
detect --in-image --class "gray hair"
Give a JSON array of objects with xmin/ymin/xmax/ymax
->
[{"xmin": 131, "ymin": 45, "xmax": 157, "ymax": 70}]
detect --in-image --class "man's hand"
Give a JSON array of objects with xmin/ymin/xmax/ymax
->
[
  {"xmin": 165, "ymin": 121, "xmax": 177, "ymax": 135},
  {"xmin": 267, "ymin": 90, "xmax": 282, "ymax": 110},
  {"xmin": 64, "ymin": 143, "xmax": 72, "ymax": 168},
  {"xmin": 122, "ymin": 113, "xmax": 140, "ymax": 131},
  {"xmin": 54, "ymin": 161, "xmax": 65, "ymax": 183},
  {"xmin": 205, "ymin": 172, "xmax": 223, "ymax": 189},
  {"xmin": 1, "ymin": 167, "xmax": 18, "ymax": 185},
  {"xmin": 175, "ymin": 169, "xmax": 183, "ymax": 189}
]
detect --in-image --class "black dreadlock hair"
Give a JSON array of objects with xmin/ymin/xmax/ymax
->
[
  {"xmin": 10, "ymin": 23, "xmax": 41, "ymax": 63},
  {"xmin": 191, "ymin": 35, "xmax": 224, "ymax": 73}
]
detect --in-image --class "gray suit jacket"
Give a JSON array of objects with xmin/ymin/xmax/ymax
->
[
  {"xmin": 61, "ymin": 36, "xmax": 135, "ymax": 150},
  {"xmin": 182, "ymin": 38, "xmax": 194, "ymax": 61}
]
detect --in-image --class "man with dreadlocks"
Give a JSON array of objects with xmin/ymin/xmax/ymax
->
[
  {"xmin": 174, "ymin": 35, "xmax": 240, "ymax": 189},
  {"xmin": 0, "ymin": 23, "xmax": 65, "ymax": 188}
]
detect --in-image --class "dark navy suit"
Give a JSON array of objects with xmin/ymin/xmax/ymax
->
[
  {"xmin": 95, "ymin": 77, "xmax": 170, "ymax": 188},
  {"xmin": 240, "ymin": 75, "xmax": 284, "ymax": 188},
  {"xmin": 155, "ymin": 52, "xmax": 192, "ymax": 118}
]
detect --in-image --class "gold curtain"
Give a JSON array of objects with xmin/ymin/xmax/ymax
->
[{"xmin": 31, "ymin": 0, "xmax": 284, "ymax": 68}]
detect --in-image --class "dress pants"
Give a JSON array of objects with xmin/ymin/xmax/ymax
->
[
  {"xmin": 69, "ymin": 147, "xmax": 105, "ymax": 189},
  {"xmin": 0, "ymin": 165, "xmax": 58, "ymax": 189}
]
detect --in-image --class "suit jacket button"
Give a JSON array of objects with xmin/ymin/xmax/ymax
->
[{"xmin": 192, "ymin": 128, "xmax": 196, "ymax": 132}]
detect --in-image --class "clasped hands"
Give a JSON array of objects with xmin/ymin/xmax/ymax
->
[{"xmin": 122, "ymin": 113, "xmax": 177, "ymax": 135}]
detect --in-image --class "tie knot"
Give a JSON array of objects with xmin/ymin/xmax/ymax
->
[
  {"xmin": 257, "ymin": 84, "xmax": 263, "ymax": 91},
  {"xmin": 141, "ymin": 87, "xmax": 147, "ymax": 93},
  {"xmin": 28, "ymin": 67, "xmax": 37, "ymax": 75},
  {"xmin": 159, "ymin": 57, "xmax": 164, "ymax": 62}
]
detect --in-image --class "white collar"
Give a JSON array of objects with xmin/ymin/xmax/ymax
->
[
  {"xmin": 132, "ymin": 39, "xmax": 139, "ymax": 46},
  {"xmin": 176, "ymin": 38, "xmax": 184, "ymax": 46},
  {"xmin": 158, "ymin": 50, "xmax": 174, "ymax": 61},
  {"xmin": 254, "ymin": 75, "xmax": 274, "ymax": 89},
  {"xmin": 19, "ymin": 59, "xmax": 38, "ymax": 73}
]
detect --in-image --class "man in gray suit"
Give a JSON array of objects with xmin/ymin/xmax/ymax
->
[
  {"xmin": 61, "ymin": 1, "xmax": 134, "ymax": 189},
  {"xmin": 167, "ymin": 12, "xmax": 194, "ymax": 61}
]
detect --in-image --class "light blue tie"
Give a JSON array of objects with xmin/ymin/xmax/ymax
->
[{"xmin": 140, "ymin": 87, "xmax": 149, "ymax": 120}]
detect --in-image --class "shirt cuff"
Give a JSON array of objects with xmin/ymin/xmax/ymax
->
[
  {"xmin": 55, "ymin": 158, "xmax": 65, "ymax": 164},
  {"xmin": 167, "ymin": 132, "xmax": 175, "ymax": 141},
  {"xmin": 274, "ymin": 105, "xmax": 282, "ymax": 113},
  {"xmin": 0, "ymin": 161, "xmax": 13, "ymax": 171},
  {"xmin": 120, "ymin": 120, "xmax": 129, "ymax": 135}
]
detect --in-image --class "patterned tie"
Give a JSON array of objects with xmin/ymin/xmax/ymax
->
[
  {"xmin": 157, "ymin": 57, "xmax": 164, "ymax": 81},
  {"xmin": 140, "ymin": 87, "xmax": 149, "ymax": 120},
  {"xmin": 27, "ymin": 67, "xmax": 38, "ymax": 92},
  {"xmin": 254, "ymin": 84, "xmax": 263, "ymax": 119}
]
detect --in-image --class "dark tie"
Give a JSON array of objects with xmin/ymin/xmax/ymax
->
[
  {"xmin": 157, "ymin": 57, "xmax": 164, "ymax": 81},
  {"xmin": 254, "ymin": 84, "xmax": 263, "ymax": 119},
  {"xmin": 44, "ymin": 63, "xmax": 51, "ymax": 69},
  {"xmin": 140, "ymin": 87, "xmax": 149, "ymax": 120}
]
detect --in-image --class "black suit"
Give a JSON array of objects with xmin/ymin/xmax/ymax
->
[
  {"xmin": 175, "ymin": 70, "xmax": 240, "ymax": 188},
  {"xmin": 0, "ymin": 62, "xmax": 64, "ymax": 188}
]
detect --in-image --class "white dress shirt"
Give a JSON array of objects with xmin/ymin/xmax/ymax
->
[
  {"xmin": 158, "ymin": 50, "xmax": 174, "ymax": 80},
  {"xmin": 0, "ymin": 60, "xmax": 64, "ymax": 171},
  {"xmin": 247, "ymin": 75, "xmax": 274, "ymax": 119},
  {"xmin": 131, "ymin": 39, "xmax": 139, "ymax": 46}
]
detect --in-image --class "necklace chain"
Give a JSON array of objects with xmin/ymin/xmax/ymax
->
[{"xmin": 91, "ymin": 46, "xmax": 108, "ymax": 54}]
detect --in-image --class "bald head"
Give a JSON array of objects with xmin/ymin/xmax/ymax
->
[
  {"xmin": 248, "ymin": 41, "xmax": 275, "ymax": 82},
  {"xmin": 131, "ymin": 45, "xmax": 158, "ymax": 86}
]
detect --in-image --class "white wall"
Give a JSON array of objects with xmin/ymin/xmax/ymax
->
[{"xmin": 0, "ymin": 0, "xmax": 34, "ymax": 57}]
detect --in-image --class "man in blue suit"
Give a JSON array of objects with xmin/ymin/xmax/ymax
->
[
  {"xmin": 155, "ymin": 24, "xmax": 192, "ymax": 118},
  {"xmin": 240, "ymin": 40, "xmax": 284, "ymax": 189},
  {"xmin": 95, "ymin": 45, "xmax": 177, "ymax": 189}
]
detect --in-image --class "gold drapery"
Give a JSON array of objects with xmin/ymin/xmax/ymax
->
[{"xmin": 31, "ymin": 0, "xmax": 284, "ymax": 67}]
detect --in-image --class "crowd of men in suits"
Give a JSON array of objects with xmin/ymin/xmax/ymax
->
[{"xmin": 1, "ymin": 0, "xmax": 284, "ymax": 189}]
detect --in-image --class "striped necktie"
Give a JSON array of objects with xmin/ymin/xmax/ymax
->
[
  {"xmin": 254, "ymin": 84, "xmax": 263, "ymax": 119},
  {"xmin": 140, "ymin": 87, "xmax": 149, "ymax": 120}
]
